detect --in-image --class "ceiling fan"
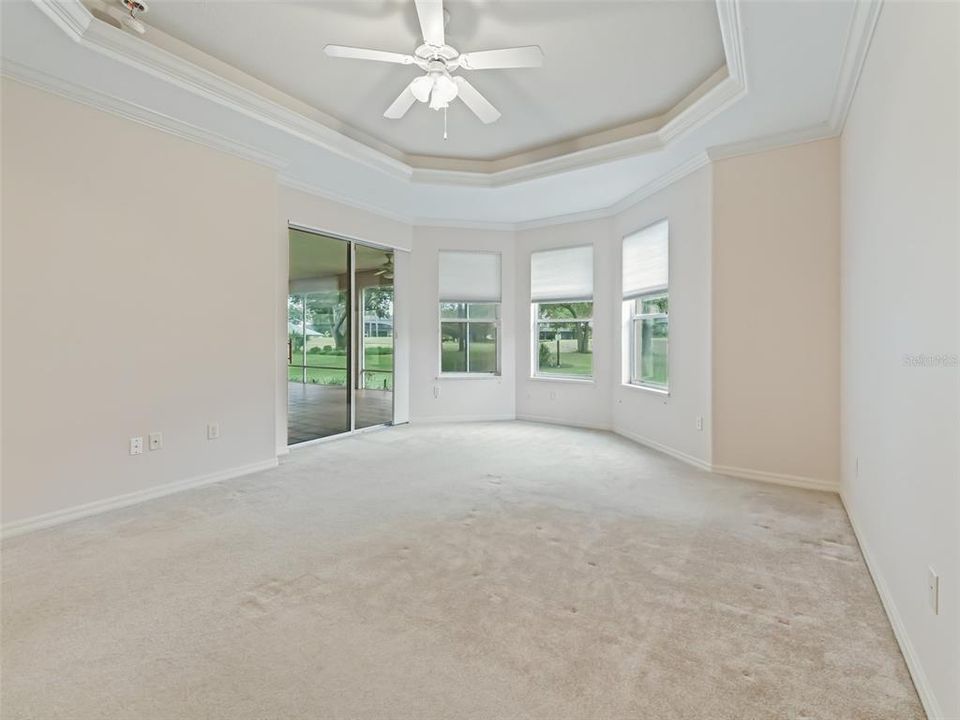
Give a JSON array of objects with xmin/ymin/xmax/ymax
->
[
  {"xmin": 324, "ymin": 0, "xmax": 543, "ymax": 125},
  {"xmin": 374, "ymin": 255, "xmax": 394, "ymax": 281}
]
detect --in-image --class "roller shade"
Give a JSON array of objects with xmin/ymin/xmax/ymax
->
[
  {"xmin": 438, "ymin": 251, "xmax": 501, "ymax": 302},
  {"xmin": 622, "ymin": 221, "xmax": 669, "ymax": 299},
  {"xmin": 530, "ymin": 245, "xmax": 593, "ymax": 302}
]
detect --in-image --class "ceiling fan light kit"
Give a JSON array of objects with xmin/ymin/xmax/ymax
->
[
  {"xmin": 324, "ymin": 0, "xmax": 543, "ymax": 131},
  {"xmin": 119, "ymin": 0, "xmax": 148, "ymax": 34}
]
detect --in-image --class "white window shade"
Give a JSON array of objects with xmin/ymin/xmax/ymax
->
[
  {"xmin": 530, "ymin": 245, "xmax": 594, "ymax": 302},
  {"xmin": 623, "ymin": 220, "xmax": 669, "ymax": 299},
  {"xmin": 438, "ymin": 251, "xmax": 501, "ymax": 302}
]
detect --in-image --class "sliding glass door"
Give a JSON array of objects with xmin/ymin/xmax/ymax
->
[
  {"xmin": 355, "ymin": 244, "xmax": 394, "ymax": 430},
  {"xmin": 287, "ymin": 228, "xmax": 394, "ymax": 444}
]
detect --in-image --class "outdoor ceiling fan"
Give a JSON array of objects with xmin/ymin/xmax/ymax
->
[
  {"xmin": 324, "ymin": 0, "xmax": 543, "ymax": 126},
  {"xmin": 374, "ymin": 255, "xmax": 394, "ymax": 281}
]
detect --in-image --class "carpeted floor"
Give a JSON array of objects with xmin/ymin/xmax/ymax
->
[{"xmin": 1, "ymin": 422, "xmax": 923, "ymax": 719}]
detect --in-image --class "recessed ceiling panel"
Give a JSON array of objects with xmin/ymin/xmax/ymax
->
[{"xmin": 144, "ymin": 0, "xmax": 725, "ymax": 161}]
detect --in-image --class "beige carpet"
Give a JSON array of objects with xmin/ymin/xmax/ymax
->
[{"xmin": 1, "ymin": 422, "xmax": 923, "ymax": 719}]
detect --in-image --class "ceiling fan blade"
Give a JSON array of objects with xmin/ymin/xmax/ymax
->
[
  {"xmin": 414, "ymin": 0, "xmax": 445, "ymax": 47},
  {"xmin": 324, "ymin": 45, "xmax": 415, "ymax": 65},
  {"xmin": 453, "ymin": 77, "xmax": 501, "ymax": 124},
  {"xmin": 458, "ymin": 46, "xmax": 543, "ymax": 70},
  {"xmin": 384, "ymin": 82, "xmax": 418, "ymax": 119}
]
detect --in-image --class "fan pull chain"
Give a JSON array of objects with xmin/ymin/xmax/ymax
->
[{"xmin": 443, "ymin": 107, "xmax": 448, "ymax": 140}]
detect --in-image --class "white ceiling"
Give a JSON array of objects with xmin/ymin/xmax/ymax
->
[
  {"xmin": 143, "ymin": 0, "xmax": 725, "ymax": 162},
  {"xmin": 1, "ymin": 0, "xmax": 866, "ymax": 226}
]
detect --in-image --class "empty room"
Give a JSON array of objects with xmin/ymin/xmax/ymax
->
[{"xmin": 1, "ymin": 0, "xmax": 957, "ymax": 718}]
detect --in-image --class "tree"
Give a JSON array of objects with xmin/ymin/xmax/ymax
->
[
  {"xmin": 304, "ymin": 292, "xmax": 348, "ymax": 350},
  {"xmin": 364, "ymin": 286, "xmax": 394, "ymax": 319},
  {"xmin": 539, "ymin": 302, "xmax": 593, "ymax": 353},
  {"xmin": 538, "ymin": 342, "xmax": 552, "ymax": 369},
  {"xmin": 288, "ymin": 297, "xmax": 303, "ymax": 327}
]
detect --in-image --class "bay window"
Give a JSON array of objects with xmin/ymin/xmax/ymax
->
[
  {"xmin": 622, "ymin": 221, "xmax": 669, "ymax": 390},
  {"xmin": 438, "ymin": 251, "xmax": 501, "ymax": 375},
  {"xmin": 530, "ymin": 245, "xmax": 594, "ymax": 379}
]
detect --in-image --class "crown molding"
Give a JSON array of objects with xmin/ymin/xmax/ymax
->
[
  {"xmin": 715, "ymin": 0, "xmax": 747, "ymax": 91},
  {"xmin": 29, "ymin": 0, "xmax": 746, "ymax": 189},
  {"xmin": 706, "ymin": 122, "xmax": 837, "ymax": 162},
  {"xmin": 608, "ymin": 153, "xmax": 712, "ymax": 218},
  {"xmin": 1, "ymin": 60, "xmax": 288, "ymax": 170},
  {"xmin": 14, "ymin": 0, "xmax": 865, "ymax": 231},
  {"xmin": 279, "ymin": 176, "xmax": 415, "ymax": 227},
  {"xmin": 5, "ymin": 51, "xmax": 839, "ymax": 232},
  {"xmin": 30, "ymin": 0, "xmax": 412, "ymax": 180},
  {"xmin": 828, "ymin": 0, "xmax": 883, "ymax": 133},
  {"xmin": 31, "ymin": 0, "xmax": 90, "ymax": 37},
  {"xmin": 418, "ymin": 152, "xmax": 711, "ymax": 232}
]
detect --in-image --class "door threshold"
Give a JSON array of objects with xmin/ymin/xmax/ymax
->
[{"xmin": 286, "ymin": 423, "xmax": 393, "ymax": 451}]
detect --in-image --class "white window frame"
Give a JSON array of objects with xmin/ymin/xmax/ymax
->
[
  {"xmin": 532, "ymin": 300, "xmax": 594, "ymax": 381},
  {"xmin": 627, "ymin": 292, "xmax": 669, "ymax": 391},
  {"xmin": 439, "ymin": 302, "xmax": 501, "ymax": 376}
]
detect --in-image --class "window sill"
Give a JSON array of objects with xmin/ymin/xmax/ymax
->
[
  {"xmin": 438, "ymin": 373, "xmax": 501, "ymax": 380},
  {"xmin": 621, "ymin": 382, "xmax": 670, "ymax": 397},
  {"xmin": 529, "ymin": 375, "xmax": 595, "ymax": 385}
]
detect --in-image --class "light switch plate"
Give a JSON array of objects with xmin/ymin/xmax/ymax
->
[{"xmin": 129, "ymin": 437, "xmax": 144, "ymax": 455}]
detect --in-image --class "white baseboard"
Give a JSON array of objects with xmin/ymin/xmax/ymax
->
[
  {"xmin": 1, "ymin": 458, "xmax": 279, "ymax": 540},
  {"xmin": 710, "ymin": 463, "xmax": 838, "ymax": 493},
  {"xmin": 410, "ymin": 414, "xmax": 516, "ymax": 424},
  {"xmin": 841, "ymin": 491, "xmax": 944, "ymax": 720},
  {"xmin": 516, "ymin": 413, "xmax": 611, "ymax": 432},
  {"xmin": 613, "ymin": 427, "xmax": 713, "ymax": 472}
]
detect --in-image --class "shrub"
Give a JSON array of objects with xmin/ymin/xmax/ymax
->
[{"xmin": 538, "ymin": 342, "xmax": 552, "ymax": 368}]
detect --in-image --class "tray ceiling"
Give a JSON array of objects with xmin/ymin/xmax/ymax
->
[
  {"xmin": 3, "ymin": 0, "xmax": 868, "ymax": 225},
  {"xmin": 140, "ymin": 0, "xmax": 725, "ymax": 164}
]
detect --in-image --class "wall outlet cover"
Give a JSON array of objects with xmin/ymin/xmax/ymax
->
[{"xmin": 129, "ymin": 437, "xmax": 144, "ymax": 455}]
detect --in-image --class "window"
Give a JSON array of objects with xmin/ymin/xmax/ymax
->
[
  {"xmin": 622, "ymin": 220, "xmax": 669, "ymax": 390},
  {"xmin": 438, "ymin": 251, "xmax": 501, "ymax": 374},
  {"xmin": 530, "ymin": 245, "xmax": 594, "ymax": 379}
]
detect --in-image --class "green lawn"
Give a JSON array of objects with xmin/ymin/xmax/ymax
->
[
  {"xmin": 441, "ymin": 339, "xmax": 497, "ymax": 373},
  {"xmin": 537, "ymin": 338, "xmax": 593, "ymax": 378},
  {"xmin": 638, "ymin": 337, "xmax": 668, "ymax": 386},
  {"xmin": 289, "ymin": 337, "xmax": 393, "ymax": 389}
]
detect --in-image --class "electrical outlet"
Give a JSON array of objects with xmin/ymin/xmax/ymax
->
[
  {"xmin": 148, "ymin": 432, "xmax": 163, "ymax": 451},
  {"xmin": 207, "ymin": 422, "xmax": 220, "ymax": 440},
  {"xmin": 129, "ymin": 436, "xmax": 144, "ymax": 455},
  {"xmin": 549, "ymin": 390, "xmax": 558, "ymax": 401},
  {"xmin": 433, "ymin": 385, "xmax": 440, "ymax": 399},
  {"xmin": 928, "ymin": 567, "xmax": 940, "ymax": 615},
  {"xmin": 696, "ymin": 416, "xmax": 704, "ymax": 431}
]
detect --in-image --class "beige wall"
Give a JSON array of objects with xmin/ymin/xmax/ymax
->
[
  {"xmin": 0, "ymin": 72, "xmax": 862, "ymax": 558},
  {"xmin": 711, "ymin": 139, "xmax": 841, "ymax": 488},
  {"xmin": 1, "ymin": 79, "xmax": 280, "ymax": 526},
  {"xmin": 840, "ymin": 2, "xmax": 959, "ymax": 716}
]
